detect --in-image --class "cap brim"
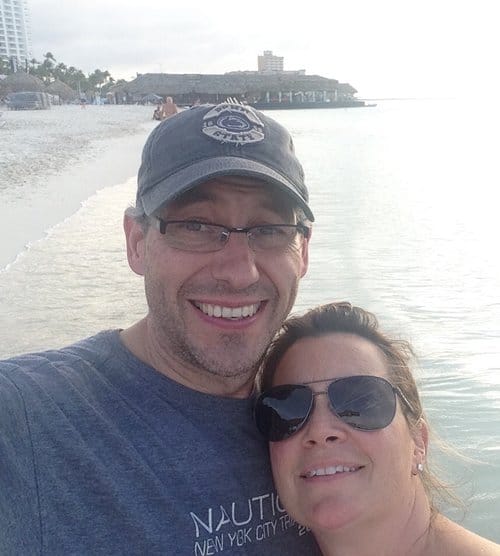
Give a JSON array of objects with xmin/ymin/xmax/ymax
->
[{"xmin": 140, "ymin": 156, "xmax": 315, "ymax": 222}]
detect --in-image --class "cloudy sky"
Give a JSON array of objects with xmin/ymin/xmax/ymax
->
[{"xmin": 28, "ymin": 0, "xmax": 498, "ymax": 99}]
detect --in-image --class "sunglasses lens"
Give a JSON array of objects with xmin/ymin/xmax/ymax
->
[
  {"xmin": 255, "ymin": 384, "xmax": 313, "ymax": 441},
  {"xmin": 328, "ymin": 376, "xmax": 396, "ymax": 430}
]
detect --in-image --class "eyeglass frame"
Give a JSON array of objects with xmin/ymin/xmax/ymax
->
[
  {"xmin": 302, "ymin": 376, "xmax": 415, "ymax": 414},
  {"xmin": 151, "ymin": 217, "xmax": 311, "ymax": 253},
  {"xmin": 254, "ymin": 375, "xmax": 416, "ymax": 442}
]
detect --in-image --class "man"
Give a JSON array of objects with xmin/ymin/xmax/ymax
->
[
  {"xmin": 160, "ymin": 95, "xmax": 179, "ymax": 119},
  {"xmin": 0, "ymin": 103, "xmax": 319, "ymax": 554}
]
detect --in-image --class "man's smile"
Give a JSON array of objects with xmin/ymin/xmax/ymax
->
[{"xmin": 193, "ymin": 301, "xmax": 261, "ymax": 319}]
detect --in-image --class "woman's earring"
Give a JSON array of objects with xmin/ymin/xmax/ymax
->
[{"xmin": 412, "ymin": 462, "xmax": 424, "ymax": 475}]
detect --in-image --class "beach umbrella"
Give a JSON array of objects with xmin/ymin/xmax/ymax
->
[
  {"xmin": 1, "ymin": 72, "xmax": 45, "ymax": 93},
  {"xmin": 45, "ymin": 79, "xmax": 78, "ymax": 102}
]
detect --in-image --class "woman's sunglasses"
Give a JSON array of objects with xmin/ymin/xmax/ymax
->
[{"xmin": 254, "ymin": 375, "xmax": 413, "ymax": 442}]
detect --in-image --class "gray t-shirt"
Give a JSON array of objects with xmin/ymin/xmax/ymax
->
[{"xmin": 0, "ymin": 331, "xmax": 319, "ymax": 555}]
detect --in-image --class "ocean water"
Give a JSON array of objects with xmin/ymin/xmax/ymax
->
[{"xmin": 0, "ymin": 100, "xmax": 499, "ymax": 542}]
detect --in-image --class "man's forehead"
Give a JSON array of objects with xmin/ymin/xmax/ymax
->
[{"xmin": 168, "ymin": 176, "xmax": 295, "ymax": 210}]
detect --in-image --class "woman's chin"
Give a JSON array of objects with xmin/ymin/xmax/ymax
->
[{"xmin": 306, "ymin": 499, "xmax": 360, "ymax": 533}]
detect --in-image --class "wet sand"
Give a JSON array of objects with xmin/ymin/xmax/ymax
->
[{"xmin": 0, "ymin": 104, "xmax": 157, "ymax": 268}]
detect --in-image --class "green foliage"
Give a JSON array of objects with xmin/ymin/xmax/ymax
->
[{"xmin": 1, "ymin": 52, "xmax": 116, "ymax": 95}]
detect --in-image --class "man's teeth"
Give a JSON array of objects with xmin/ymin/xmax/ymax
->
[
  {"xmin": 304, "ymin": 466, "xmax": 358, "ymax": 478},
  {"xmin": 195, "ymin": 302, "xmax": 260, "ymax": 319}
]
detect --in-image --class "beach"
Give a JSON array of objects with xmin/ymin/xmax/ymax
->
[
  {"xmin": 0, "ymin": 100, "xmax": 499, "ymax": 542},
  {"xmin": 0, "ymin": 104, "xmax": 156, "ymax": 268}
]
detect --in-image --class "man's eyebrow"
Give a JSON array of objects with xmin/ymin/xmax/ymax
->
[
  {"xmin": 171, "ymin": 188, "xmax": 214, "ymax": 207},
  {"xmin": 169, "ymin": 186, "xmax": 294, "ymax": 218}
]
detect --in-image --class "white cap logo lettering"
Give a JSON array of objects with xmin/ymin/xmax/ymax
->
[{"xmin": 202, "ymin": 103, "xmax": 265, "ymax": 145}]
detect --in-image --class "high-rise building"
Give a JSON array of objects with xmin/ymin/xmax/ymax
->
[
  {"xmin": 257, "ymin": 50, "xmax": 284, "ymax": 73},
  {"xmin": 0, "ymin": 0, "xmax": 32, "ymax": 72}
]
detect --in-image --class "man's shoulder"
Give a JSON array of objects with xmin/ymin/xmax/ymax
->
[{"xmin": 0, "ymin": 330, "xmax": 119, "ymax": 393}]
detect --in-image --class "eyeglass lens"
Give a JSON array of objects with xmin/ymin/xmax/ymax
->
[
  {"xmin": 156, "ymin": 219, "xmax": 303, "ymax": 252},
  {"xmin": 327, "ymin": 376, "xmax": 396, "ymax": 431},
  {"xmin": 255, "ymin": 384, "xmax": 313, "ymax": 442}
]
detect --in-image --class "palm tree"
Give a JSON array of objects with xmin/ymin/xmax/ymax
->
[
  {"xmin": 53, "ymin": 62, "xmax": 68, "ymax": 82},
  {"xmin": 44, "ymin": 52, "xmax": 56, "ymax": 64},
  {"xmin": 2, "ymin": 51, "xmax": 117, "ymax": 97},
  {"xmin": 28, "ymin": 58, "xmax": 40, "ymax": 74},
  {"xmin": 39, "ymin": 52, "xmax": 57, "ymax": 83},
  {"xmin": 88, "ymin": 69, "xmax": 107, "ymax": 87},
  {"xmin": 64, "ymin": 66, "xmax": 88, "ymax": 95},
  {"xmin": 88, "ymin": 68, "xmax": 114, "ymax": 98}
]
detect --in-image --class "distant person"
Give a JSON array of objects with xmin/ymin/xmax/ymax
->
[
  {"xmin": 152, "ymin": 103, "xmax": 162, "ymax": 120},
  {"xmin": 160, "ymin": 95, "xmax": 178, "ymax": 119},
  {"xmin": 0, "ymin": 103, "xmax": 319, "ymax": 554},
  {"xmin": 255, "ymin": 301, "xmax": 500, "ymax": 556}
]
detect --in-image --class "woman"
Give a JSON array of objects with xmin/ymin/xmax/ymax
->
[{"xmin": 255, "ymin": 302, "xmax": 500, "ymax": 555}]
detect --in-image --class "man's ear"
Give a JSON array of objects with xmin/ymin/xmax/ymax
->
[{"xmin": 124, "ymin": 213, "xmax": 146, "ymax": 276}]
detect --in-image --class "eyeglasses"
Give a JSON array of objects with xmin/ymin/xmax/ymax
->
[
  {"xmin": 153, "ymin": 218, "xmax": 310, "ymax": 253},
  {"xmin": 254, "ymin": 375, "xmax": 413, "ymax": 442}
]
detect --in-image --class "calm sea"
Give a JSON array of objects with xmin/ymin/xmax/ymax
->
[{"xmin": 0, "ymin": 100, "xmax": 499, "ymax": 542}]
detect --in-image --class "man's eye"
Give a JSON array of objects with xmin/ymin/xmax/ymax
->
[
  {"xmin": 182, "ymin": 221, "xmax": 206, "ymax": 232},
  {"xmin": 253, "ymin": 226, "xmax": 282, "ymax": 236}
]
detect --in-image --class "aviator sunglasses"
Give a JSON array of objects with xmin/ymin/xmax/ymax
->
[{"xmin": 254, "ymin": 375, "xmax": 413, "ymax": 442}]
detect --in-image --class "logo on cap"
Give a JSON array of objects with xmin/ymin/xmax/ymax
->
[{"xmin": 202, "ymin": 103, "xmax": 265, "ymax": 146}]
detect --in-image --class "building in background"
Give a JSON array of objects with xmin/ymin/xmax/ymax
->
[
  {"xmin": 108, "ymin": 72, "xmax": 370, "ymax": 110},
  {"xmin": 0, "ymin": 0, "xmax": 32, "ymax": 72},
  {"xmin": 258, "ymin": 50, "xmax": 284, "ymax": 73}
]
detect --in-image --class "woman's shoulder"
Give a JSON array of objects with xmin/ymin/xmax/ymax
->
[{"xmin": 431, "ymin": 515, "xmax": 500, "ymax": 555}]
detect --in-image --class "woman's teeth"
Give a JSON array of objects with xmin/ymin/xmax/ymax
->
[{"xmin": 303, "ymin": 466, "xmax": 358, "ymax": 478}]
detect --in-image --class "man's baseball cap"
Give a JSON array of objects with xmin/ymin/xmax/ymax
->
[{"xmin": 137, "ymin": 102, "xmax": 314, "ymax": 221}]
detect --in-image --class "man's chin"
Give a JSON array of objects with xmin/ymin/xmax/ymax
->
[
  {"xmin": 193, "ymin": 330, "xmax": 264, "ymax": 366},
  {"xmin": 198, "ymin": 357, "xmax": 259, "ymax": 380}
]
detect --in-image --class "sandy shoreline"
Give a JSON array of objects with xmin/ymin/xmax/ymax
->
[{"xmin": 0, "ymin": 105, "xmax": 157, "ymax": 269}]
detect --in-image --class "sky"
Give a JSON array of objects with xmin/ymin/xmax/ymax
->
[{"xmin": 28, "ymin": 0, "xmax": 499, "ymax": 99}]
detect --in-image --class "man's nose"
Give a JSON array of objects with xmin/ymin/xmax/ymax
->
[{"xmin": 210, "ymin": 232, "xmax": 260, "ymax": 289}]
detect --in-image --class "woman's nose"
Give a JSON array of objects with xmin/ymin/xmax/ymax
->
[{"xmin": 302, "ymin": 392, "xmax": 349, "ymax": 446}]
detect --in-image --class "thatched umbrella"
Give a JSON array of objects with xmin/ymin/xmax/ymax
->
[
  {"xmin": 0, "ymin": 78, "xmax": 9, "ymax": 98},
  {"xmin": 46, "ymin": 79, "xmax": 78, "ymax": 102},
  {"xmin": 337, "ymin": 83, "xmax": 358, "ymax": 97},
  {"xmin": 1, "ymin": 72, "xmax": 45, "ymax": 93}
]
